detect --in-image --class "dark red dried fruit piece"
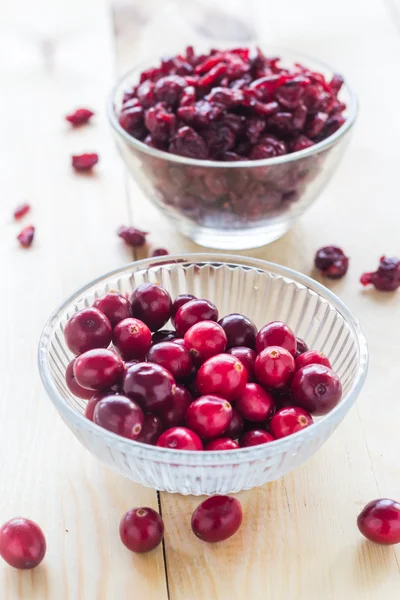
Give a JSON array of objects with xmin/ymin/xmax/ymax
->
[
  {"xmin": 151, "ymin": 248, "xmax": 169, "ymax": 257},
  {"xmin": 360, "ymin": 256, "xmax": 400, "ymax": 291},
  {"xmin": 145, "ymin": 103, "xmax": 176, "ymax": 142},
  {"xmin": 117, "ymin": 225, "xmax": 148, "ymax": 247},
  {"xmin": 169, "ymin": 126, "xmax": 208, "ymax": 159},
  {"xmin": 72, "ymin": 153, "xmax": 99, "ymax": 171},
  {"xmin": 314, "ymin": 246, "xmax": 349, "ymax": 279},
  {"xmin": 17, "ymin": 225, "xmax": 35, "ymax": 248},
  {"xmin": 66, "ymin": 108, "xmax": 94, "ymax": 126},
  {"xmin": 13, "ymin": 203, "xmax": 31, "ymax": 220}
]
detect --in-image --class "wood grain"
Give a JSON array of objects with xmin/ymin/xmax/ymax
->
[{"xmin": 0, "ymin": 1, "xmax": 167, "ymax": 599}]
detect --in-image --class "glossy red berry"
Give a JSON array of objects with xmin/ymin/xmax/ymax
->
[
  {"xmin": 130, "ymin": 283, "xmax": 172, "ymax": 331},
  {"xmin": 254, "ymin": 346, "xmax": 295, "ymax": 389},
  {"xmin": 17, "ymin": 225, "xmax": 35, "ymax": 248},
  {"xmin": 191, "ymin": 496, "xmax": 242, "ymax": 543},
  {"xmin": 196, "ymin": 354, "xmax": 247, "ymax": 401},
  {"xmin": 72, "ymin": 153, "xmax": 99, "ymax": 171},
  {"xmin": 73, "ymin": 348, "xmax": 125, "ymax": 391},
  {"xmin": 218, "ymin": 313, "xmax": 257, "ymax": 349},
  {"xmin": 152, "ymin": 329, "xmax": 177, "ymax": 344},
  {"xmin": 93, "ymin": 395, "xmax": 144, "ymax": 439},
  {"xmin": 147, "ymin": 341, "xmax": 192, "ymax": 379},
  {"xmin": 0, "ymin": 518, "xmax": 46, "ymax": 569},
  {"xmin": 291, "ymin": 364, "xmax": 342, "ymax": 415},
  {"xmin": 295, "ymin": 337, "xmax": 309, "ymax": 357},
  {"xmin": 123, "ymin": 362, "xmax": 176, "ymax": 414},
  {"xmin": 136, "ymin": 414, "xmax": 164, "ymax": 445},
  {"xmin": 158, "ymin": 384, "xmax": 192, "ymax": 428},
  {"xmin": 112, "ymin": 318, "xmax": 152, "ymax": 360},
  {"xmin": 269, "ymin": 406, "xmax": 313, "ymax": 439},
  {"xmin": 295, "ymin": 350, "xmax": 332, "ymax": 371},
  {"xmin": 171, "ymin": 294, "xmax": 197, "ymax": 327},
  {"xmin": 227, "ymin": 347, "xmax": 256, "ymax": 381},
  {"xmin": 357, "ymin": 499, "xmax": 400, "ymax": 545},
  {"xmin": 184, "ymin": 321, "xmax": 227, "ymax": 362},
  {"xmin": 239, "ymin": 430, "xmax": 275, "ymax": 447},
  {"xmin": 157, "ymin": 427, "xmax": 203, "ymax": 450},
  {"xmin": 205, "ymin": 437, "xmax": 239, "ymax": 450},
  {"xmin": 255, "ymin": 321, "xmax": 296, "ymax": 356},
  {"xmin": 174, "ymin": 299, "xmax": 218, "ymax": 336},
  {"xmin": 64, "ymin": 307, "xmax": 112, "ymax": 355},
  {"xmin": 224, "ymin": 407, "xmax": 244, "ymax": 439},
  {"xmin": 93, "ymin": 291, "xmax": 131, "ymax": 327},
  {"xmin": 120, "ymin": 508, "xmax": 164, "ymax": 553},
  {"xmin": 66, "ymin": 108, "xmax": 94, "ymax": 126},
  {"xmin": 186, "ymin": 395, "xmax": 232, "ymax": 439},
  {"xmin": 84, "ymin": 395, "xmax": 102, "ymax": 421},
  {"xmin": 65, "ymin": 358, "xmax": 93, "ymax": 400},
  {"xmin": 236, "ymin": 383, "xmax": 275, "ymax": 422}
]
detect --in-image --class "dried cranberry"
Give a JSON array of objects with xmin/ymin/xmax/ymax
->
[
  {"xmin": 315, "ymin": 246, "xmax": 349, "ymax": 279},
  {"xmin": 66, "ymin": 108, "xmax": 94, "ymax": 126},
  {"xmin": 154, "ymin": 75, "xmax": 187, "ymax": 107},
  {"xmin": 360, "ymin": 256, "xmax": 400, "ymax": 291},
  {"xmin": 117, "ymin": 225, "xmax": 148, "ymax": 247},
  {"xmin": 13, "ymin": 203, "xmax": 31, "ymax": 220},
  {"xmin": 169, "ymin": 126, "xmax": 208, "ymax": 159},
  {"xmin": 151, "ymin": 248, "xmax": 169, "ymax": 257},
  {"xmin": 17, "ymin": 225, "xmax": 35, "ymax": 248},
  {"xmin": 72, "ymin": 153, "xmax": 99, "ymax": 171}
]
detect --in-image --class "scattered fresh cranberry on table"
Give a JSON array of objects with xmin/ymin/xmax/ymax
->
[
  {"xmin": 65, "ymin": 108, "xmax": 94, "ymax": 126},
  {"xmin": 117, "ymin": 225, "xmax": 148, "ymax": 247},
  {"xmin": 191, "ymin": 495, "xmax": 243, "ymax": 543},
  {"xmin": 17, "ymin": 225, "xmax": 35, "ymax": 248},
  {"xmin": 72, "ymin": 153, "xmax": 99, "ymax": 171},
  {"xmin": 314, "ymin": 245, "xmax": 349, "ymax": 279},
  {"xmin": 0, "ymin": 518, "xmax": 46, "ymax": 569},
  {"xmin": 357, "ymin": 498, "xmax": 400, "ymax": 545},
  {"xmin": 360, "ymin": 256, "xmax": 400, "ymax": 291},
  {"xmin": 13, "ymin": 203, "xmax": 31, "ymax": 220},
  {"xmin": 120, "ymin": 507, "xmax": 164, "ymax": 553}
]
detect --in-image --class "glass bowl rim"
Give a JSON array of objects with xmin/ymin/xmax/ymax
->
[
  {"xmin": 107, "ymin": 45, "xmax": 358, "ymax": 170},
  {"xmin": 38, "ymin": 253, "xmax": 368, "ymax": 465}
]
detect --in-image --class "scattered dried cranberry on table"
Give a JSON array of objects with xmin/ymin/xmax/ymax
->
[
  {"xmin": 17, "ymin": 225, "xmax": 35, "ymax": 248},
  {"xmin": 314, "ymin": 245, "xmax": 349, "ymax": 279},
  {"xmin": 360, "ymin": 256, "xmax": 400, "ymax": 291},
  {"xmin": 65, "ymin": 108, "xmax": 94, "ymax": 126},
  {"xmin": 72, "ymin": 153, "xmax": 99, "ymax": 171},
  {"xmin": 117, "ymin": 225, "xmax": 148, "ymax": 247},
  {"xmin": 13, "ymin": 203, "xmax": 31, "ymax": 220}
]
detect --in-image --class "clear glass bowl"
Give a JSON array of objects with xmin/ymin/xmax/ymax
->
[
  {"xmin": 38, "ymin": 254, "xmax": 368, "ymax": 495},
  {"xmin": 108, "ymin": 48, "xmax": 357, "ymax": 250}
]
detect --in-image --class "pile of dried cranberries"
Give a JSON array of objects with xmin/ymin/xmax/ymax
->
[{"xmin": 64, "ymin": 284, "xmax": 343, "ymax": 448}]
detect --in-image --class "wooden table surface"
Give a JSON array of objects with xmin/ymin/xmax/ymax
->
[{"xmin": 1, "ymin": 0, "xmax": 400, "ymax": 598}]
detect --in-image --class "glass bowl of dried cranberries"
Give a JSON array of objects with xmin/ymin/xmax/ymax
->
[
  {"xmin": 108, "ymin": 46, "xmax": 357, "ymax": 250},
  {"xmin": 39, "ymin": 254, "xmax": 367, "ymax": 495}
]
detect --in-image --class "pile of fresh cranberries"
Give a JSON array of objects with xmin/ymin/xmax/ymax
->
[
  {"xmin": 117, "ymin": 46, "xmax": 346, "ymax": 225},
  {"xmin": 63, "ymin": 283, "xmax": 345, "ymax": 449}
]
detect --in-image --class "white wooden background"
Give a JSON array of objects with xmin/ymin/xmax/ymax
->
[{"xmin": 0, "ymin": 0, "xmax": 400, "ymax": 598}]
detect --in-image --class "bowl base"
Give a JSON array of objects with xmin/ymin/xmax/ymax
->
[{"xmin": 179, "ymin": 221, "xmax": 291, "ymax": 250}]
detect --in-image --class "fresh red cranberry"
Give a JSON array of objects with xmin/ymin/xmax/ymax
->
[
  {"xmin": 291, "ymin": 364, "xmax": 342, "ymax": 415},
  {"xmin": 120, "ymin": 508, "xmax": 164, "ymax": 553},
  {"xmin": 64, "ymin": 307, "xmax": 112, "ymax": 355},
  {"xmin": 269, "ymin": 406, "xmax": 313, "ymax": 438},
  {"xmin": 151, "ymin": 248, "xmax": 169, "ymax": 257},
  {"xmin": 171, "ymin": 294, "xmax": 197, "ymax": 327},
  {"xmin": 123, "ymin": 362, "xmax": 176, "ymax": 414},
  {"xmin": 227, "ymin": 347, "xmax": 256, "ymax": 382},
  {"xmin": 136, "ymin": 414, "xmax": 164, "ymax": 445},
  {"xmin": 357, "ymin": 499, "xmax": 400, "ymax": 545},
  {"xmin": 147, "ymin": 341, "xmax": 192, "ymax": 379},
  {"xmin": 0, "ymin": 518, "xmax": 46, "ymax": 569},
  {"xmin": 157, "ymin": 427, "xmax": 203, "ymax": 450},
  {"xmin": 191, "ymin": 496, "xmax": 242, "ymax": 543},
  {"xmin": 184, "ymin": 321, "xmax": 227, "ymax": 362},
  {"xmin": 239, "ymin": 430, "xmax": 275, "ymax": 447},
  {"xmin": 158, "ymin": 384, "xmax": 192, "ymax": 428},
  {"xmin": 224, "ymin": 407, "xmax": 244, "ymax": 439},
  {"xmin": 72, "ymin": 153, "xmax": 99, "ymax": 171},
  {"xmin": 295, "ymin": 350, "xmax": 331, "ymax": 370},
  {"xmin": 315, "ymin": 246, "xmax": 349, "ymax": 279},
  {"xmin": 117, "ymin": 225, "xmax": 148, "ymax": 247},
  {"xmin": 65, "ymin": 108, "xmax": 94, "ymax": 126},
  {"xmin": 130, "ymin": 283, "xmax": 172, "ymax": 331},
  {"xmin": 152, "ymin": 329, "xmax": 177, "ymax": 344},
  {"xmin": 255, "ymin": 321, "xmax": 296, "ymax": 356},
  {"xmin": 174, "ymin": 299, "xmax": 218, "ymax": 336},
  {"xmin": 218, "ymin": 313, "xmax": 257, "ymax": 349},
  {"xmin": 112, "ymin": 318, "xmax": 152, "ymax": 360},
  {"xmin": 17, "ymin": 225, "xmax": 35, "ymax": 248},
  {"xmin": 196, "ymin": 354, "xmax": 247, "ymax": 401},
  {"xmin": 236, "ymin": 383, "xmax": 275, "ymax": 422},
  {"xmin": 84, "ymin": 395, "xmax": 102, "ymax": 421},
  {"xmin": 73, "ymin": 349, "xmax": 125, "ymax": 390},
  {"xmin": 254, "ymin": 346, "xmax": 295, "ymax": 390},
  {"xmin": 94, "ymin": 394, "xmax": 143, "ymax": 439},
  {"xmin": 295, "ymin": 337, "xmax": 309, "ymax": 357},
  {"xmin": 65, "ymin": 358, "xmax": 93, "ymax": 400},
  {"xmin": 360, "ymin": 256, "xmax": 400, "ymax": 291},
  {"xmin": 93, "ymin": 291, "xmax": 131, "ymax": 327},
  {"xmin": 13, "ymin": 203, "xmax": 31, "ymax": 220},
  {"xmin": 186, "ymin": 395, "xmax": 232, "ymax": 439},
  {"xmin": 205, "ymin": 437, "xmax": 239, "ymax": 450}
]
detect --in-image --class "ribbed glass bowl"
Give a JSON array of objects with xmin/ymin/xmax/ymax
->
[{"xmin": 38, "ymin": 254, "xmax": 368, "ymax": 495}]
